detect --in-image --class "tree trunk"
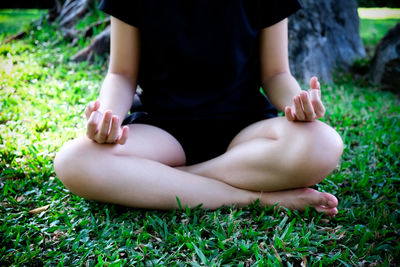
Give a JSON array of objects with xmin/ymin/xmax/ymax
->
[
  {"xmin": 50, "ymin": 0, "xmax": 110, "ymax": 60},
  {"xmin": 369, "ymin": 22, "xmax": 400, "ymax": 91},
  {"xmin": 72, "ymin": 25, "xmax": 110, "ymax": 62},
  {"xmin": 51, "ymin": 0, "xmax": 366, "ymax": 82},
  {"xmin": 288, "ymin": 0, "xmax": 365, "ymax": 82},
  {"xmin": 57, "ymin": 0, "xmax": 93, "ymax": 30},
  {"xmin": 56, "ymin": 0, "xmax": 94, "ymax": 38}
]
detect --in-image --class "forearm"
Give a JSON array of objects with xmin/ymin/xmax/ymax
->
[
  {"xmin": 98, "ymin": 72, "xmax": 136, "ymax": 122},
  {"xmin": 262, "ymin": 72, "xmax": 302, "ymax": 112}
]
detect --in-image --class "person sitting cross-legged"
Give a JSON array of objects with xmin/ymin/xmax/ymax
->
[{"xmin": 54, "ymin": 0, "xmax": 343, "ymax": 216}]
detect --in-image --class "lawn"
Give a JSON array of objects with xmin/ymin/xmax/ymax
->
[
  {"xmin": 0, "ymin": 9, "xmax": 45, "ymax": 37},
  {"xmin": 358, "ymin": 8, "xmax": 400, "ymax": 55},
  {"xmin": 0, "ymin": 8, "xmax": 399, "ymax": 266}
]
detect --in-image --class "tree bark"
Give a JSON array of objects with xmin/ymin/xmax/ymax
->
[
  {"xmin": 288, "ymin": 0, "xmax": 365, "ymax": 82},
  {"xmin": 57, "ymin": 0, "xmax": 94, "ymax": 36},
  {"xmin": 72, "ymin": 25, "xmax": 110, "ymax": 62},
  {"xmin": 369, "ymin": 22, "xmax": 400, "ymax": 91}
]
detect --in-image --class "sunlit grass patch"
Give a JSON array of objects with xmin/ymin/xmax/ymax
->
[
  {"xmin": 358, "ymin": 7, "xmax": 400, "ymax": 19},
  {"xmin": 358, "ymin": 8, "xmax": 400, "ymax": 54},
  {"xmin": 0, "ymin": 9, "xmax": 45, "ymax": 37}
]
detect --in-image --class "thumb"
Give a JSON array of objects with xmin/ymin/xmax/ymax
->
[{"xmin": 117, "ymin": 126, "xmax": 130, "ymax": 145}]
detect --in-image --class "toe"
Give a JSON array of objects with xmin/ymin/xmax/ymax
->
[
  {"xmin": 320, "ymin": 193, "xmax": 338, "ymax": 208},
  {"xmin": 302, "ymin": 189, "xmax": 338, "ymax": 208},
  {"xmin": 305, "ymin": 190, "xmax": 338, "ymax": 215},
  {"xmin": 315, "ymin": 206, "xmax": 338, "ymax": 217}
]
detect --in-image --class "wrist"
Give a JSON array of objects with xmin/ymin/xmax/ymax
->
[{"xmin": 262, "ymin": 72, "xmax": 302, "ymax": 112}]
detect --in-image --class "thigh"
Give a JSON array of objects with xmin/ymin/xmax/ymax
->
[
  {"xmin": 116, "ymin": 124, "xmax": 186, "ymax": 166},
  {"xmin": 67, "ymin": 124, "xmax": 186, "ymax": 167},
  {"xmin": 227, "ymin": 116, "xmax": 334, "ymax": 150},
  {"xmin": 227, "ymin": 117, "xmax": 283, "ymax": 149}
]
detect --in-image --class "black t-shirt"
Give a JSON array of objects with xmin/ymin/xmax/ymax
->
[{"xmin": 99, "ymin": 0, "xmax": 301, "ymax": 120}]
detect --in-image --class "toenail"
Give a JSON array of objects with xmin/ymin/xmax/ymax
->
[{"xmin": 328, "ymin": 200, "xmax": 335, "ymax": 207}]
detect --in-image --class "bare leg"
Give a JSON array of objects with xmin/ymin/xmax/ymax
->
[
  {"xmin": 180, "ymin": 117, "xmax": 343, "ymax": 192},
  {"xmin": 54, "ymin": 125, "xmax": 256, "ymax": 210},
  {"xmin": 54, "ymin": 122, "xmax": 341, "ymax": 215}
]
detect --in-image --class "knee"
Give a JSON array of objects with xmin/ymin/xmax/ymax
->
[
  {"xmin": 307, "ymin": 121, "xmax": 343, "ymax": 165},
  {"xmin": 290, "ymin": 121, "xmax": 343, "ymax": 185},
  {"xmin": 54, "ymin": 137, "xmax": 93, "ymax": 193}
]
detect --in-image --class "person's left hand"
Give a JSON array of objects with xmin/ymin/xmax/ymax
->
[{"xmin": 284, "ymin": 76, "xmax": 325, "ymax": 122}]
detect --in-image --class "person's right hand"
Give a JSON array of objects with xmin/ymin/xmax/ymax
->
[{"xmin": 84, "ymin": 100, "xmax": 129, "ymax": 145}]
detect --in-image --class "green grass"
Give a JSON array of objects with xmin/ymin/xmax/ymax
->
[
  {"xmin": 1, "ymin": 8, "xmax": 400, "ymax": 266},
  {"xmin": 358, "ymin": 8, "xmax": 400, "ymax": 55},
  {"xmin": 0, "ymin": 9, "xmax": 45, "ymax": 37},
  {"xmin": 359, "ymin": 18, "xmax": 399, "ymax": 49}
]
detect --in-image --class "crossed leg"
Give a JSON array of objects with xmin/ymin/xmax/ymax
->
[
  {"xmin": 181, "ymin": 117, "xmax": 343, "ymax": 192},
  {"xmin": 54, "ymin": 117, "xmax": 343, "ymax": 216}
]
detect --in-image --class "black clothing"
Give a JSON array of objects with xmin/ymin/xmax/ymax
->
[
  {"xmin": 99, "ymin": 0, "xmax": 301, "ymax": 120},
  {"xmin": 100, "ymin": 0, "xmax": 301, "ymax": 164},
  {"xmin": 122, "ymin": 112, "xmax": 272, "ymax": 165}
]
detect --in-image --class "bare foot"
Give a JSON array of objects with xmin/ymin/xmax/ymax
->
[{"xmin": 261, "ymin": 188, "xmax": 338, "ymax": 216}]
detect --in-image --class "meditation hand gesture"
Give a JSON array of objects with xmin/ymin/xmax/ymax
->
[
  {"xmin": 84, "ymin": 100, "xmax": 129, "ymax": 144},
  {"xmin": 284, "ymin": 76, "xmax": 325, "ymax": 122}
]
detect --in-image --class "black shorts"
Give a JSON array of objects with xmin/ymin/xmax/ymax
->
[{"xmin": 122, "ymin": 112, "xmax": 274, "ymax": 165}]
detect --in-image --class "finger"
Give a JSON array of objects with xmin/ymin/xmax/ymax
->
[
  {"xmin": 106, "ymin": 116, "xmax": 120, "ymax": 143},
  {"xmin": 310, "ymin": 77, "xmax": 321, "ymax": 99},
  {"xmin": 300, "ymin": 91, "xmax": 316, "ymax": 121},
  {"xmin": 293, "ymin": 96, "xmax": 305, "ymax": 121},
  {"xmin": 84, "ymin": 101, "xmax": 95, "ymax": 119},
  {"xmin": 84, "ymin": 100, "xmax": 101, "ymax": 120},
  {"xmin": 86, "ymin": 111, "xmax": 101, "ymax": 139},
  {"xmin": 285, "ymin": 106, "xmax": 295, "ymax": 121},
  {"xmin": 117, "ymin": 126, "xmax": 130, "ymax": 145},
  {"xmin": 310, "ymin": 89, "xmax": 325, "ymax": 118},
  {"xmin": 310, "ymin": 76, "xmax": 319, "ymax": 89},
  {"xmin": 96, "ymin": 110, "xmax": 112, "ymax": 143},
  {"xmin": 92, "ymin": 100, "xmax": 100, "ymax": 115}
]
